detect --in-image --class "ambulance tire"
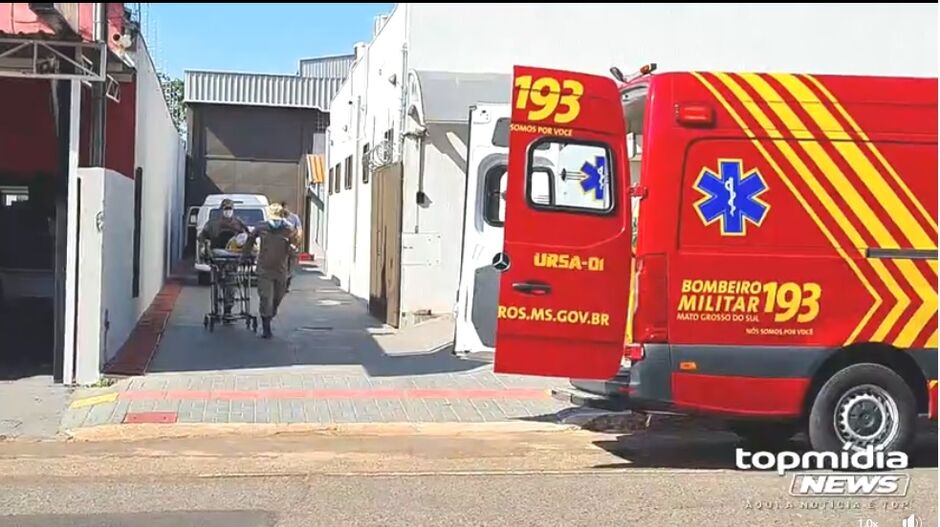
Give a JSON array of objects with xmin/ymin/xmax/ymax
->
[
  {"xmin": 728, "ymin": 420, "xmax": 799, "ymax": 449},
  {"xmin": 808, "ymin": 363, "xmax": 916, "ymax": 453},
  {"xmin": 198, "ymin": 272, "xmax": 211, "ymax": 286}
]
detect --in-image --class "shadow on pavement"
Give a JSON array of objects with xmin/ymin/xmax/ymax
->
[
  {"xmin": 147, "ymin": 266, "xmax": 488, "ymax": 377},
  {"xmin": 589, "ymin": 420, "xmax": 939, "ymax": 470},
  {"xmin": 0, "ymin": 298, "xmax": 54, "ymax": 381}
]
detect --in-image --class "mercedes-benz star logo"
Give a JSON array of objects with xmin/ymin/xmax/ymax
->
[{"xmin": 492, "ymin": 252, "xmax": 511, "ymax": 272}]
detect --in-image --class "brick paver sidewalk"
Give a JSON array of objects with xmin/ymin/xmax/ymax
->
[
  {"xmin": 62, "ymin": 266, "xmax": 569, "ymax": 431},
  {"xmin": 64, "ymin": 371, "xmax": 565, "ymax": 428}
]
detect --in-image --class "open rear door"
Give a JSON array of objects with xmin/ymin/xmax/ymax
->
[
  {"xmin": 494, "ymin": 66, "xmax": 631, "ymax": 380},
  {"xmin": 454, "ymin": 104, "xmax": 510, "ymax": 356}
]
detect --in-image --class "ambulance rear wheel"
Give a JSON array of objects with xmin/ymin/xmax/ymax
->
[
  {"xmin": 198, "ymin": 272, "xmax": 210, "ymax": 286},
  {"xmin": 808, "ymin": 363, "xmax": 916, "ymax": 453}
]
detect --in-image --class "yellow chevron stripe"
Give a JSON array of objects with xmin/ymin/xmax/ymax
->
[
  {"xmin": 895, "ymin": 269, "xmax": 939, "ymax": 347},
  {"xmin": 744, "ymin": 75, "xmax": 896, "ymax": 244},
  {"xmin": 802, "ymin": 74, "xmax": 938, "ymax": 234},
  {"xmin": 694, "ymin": 72, "xmax": 880, "ymax": 344},
  {"xmin": 737, "ymin": 74, "xmax": 912, "ymax": 343},
  {"xmin": 776, "ymin": 75, "xmax": 934, "ymax": 249},
  {"xmin": 714, "ymin": 72, "xmax": 894, "ymax": 342},
  {"xmin": 770, "ymin": 74, "xmax": 936, "ymax": 347},
  {"xmin": 924, "ymin": 260, "xmax": 938, "ymax": 346}
]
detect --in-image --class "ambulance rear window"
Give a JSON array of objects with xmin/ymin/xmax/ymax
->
[{"xmin": 526, "ymin": 139, "xmax": 613, "ymax": 214}]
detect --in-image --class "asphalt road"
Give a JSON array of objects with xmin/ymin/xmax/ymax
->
[{"xmin": 0, "ymin": 424, "xmax": 936, "ymax": 527}]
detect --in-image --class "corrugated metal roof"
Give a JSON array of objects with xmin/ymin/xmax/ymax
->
[
  {"xmin": 184, "ymin": 70, "xmax": 344, "ymax": 110},
  {"xmin": 412, "ymin": 71, "xmax": 512, "ymax": 123},
  {"xmin": 298, "ymin": 54, "xmax": 355, "ymax": 79}
]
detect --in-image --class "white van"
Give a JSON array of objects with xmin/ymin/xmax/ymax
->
[{"xmin": 191, "ymin": 194, "xmax": 270, "ymax": 283}]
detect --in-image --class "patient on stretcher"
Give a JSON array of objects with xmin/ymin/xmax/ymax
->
[{"xmin": 205, "ymin": 231, "xmax": 260, "ymax": 260}]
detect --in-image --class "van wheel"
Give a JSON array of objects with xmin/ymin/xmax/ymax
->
[
  {"xmin": 728, "ymin": 420, "xmax": 799, "ymax": 448},
  {"xmin": 808, "ymin": 363, "xmax": 916, "ymax": 453},
  {"xmin": 198, "ymin": 272, "xmax": 210, "ymax": 286}
]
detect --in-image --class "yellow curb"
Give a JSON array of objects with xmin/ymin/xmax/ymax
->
[{"xmin": 69, "ymin": 392, "xmax": 119, "ymax": 409}]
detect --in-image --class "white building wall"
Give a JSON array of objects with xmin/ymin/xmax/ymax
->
[
  {"xmin": 101, "ymin": 170, "xmax": 136, "ymax": 365},
  {"xmin": 327, "ymin": 6, "xmax": 407, "ymax": 301},
  {"xmin": 71, "ymin": 37, "xmax": 184, "ymax": 384},
  {"xmin": 74, "ymin": 168, "xmax": 135, "ymax": 384},
  {"xmin": 74, "ymin": 168, "xmax": 106, "ymax": 384},
  {"xmin": 132, "ymin": 39, "xmax": 186, "ymax": 317},
  {"xmin": 397, "ymin": 121, "xmax": 469, "ymax": 319},
  {"xmin": 407, "ymin": 3, "xmax": 937, "ymax": 78},
  {"xmin": 326, "ymin": 2, "xmax": 938, "ymax": 325}
]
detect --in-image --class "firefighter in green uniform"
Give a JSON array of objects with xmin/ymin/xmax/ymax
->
[
  {"xmin": 242, "ymin": 203, "xmax": 295, "ymax": 338},
  {"xmin": 199, "ymin": 198, "xmax": 247, "ymax": 316}
]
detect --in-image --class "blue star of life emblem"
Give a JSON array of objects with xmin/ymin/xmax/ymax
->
[
  {"xmin": 693, "ymin": 159, "xmax": 769, "ymax": 236},
  {"xmin": 580, "ymin": 156, "xmax": 607, "ymax": 201}
]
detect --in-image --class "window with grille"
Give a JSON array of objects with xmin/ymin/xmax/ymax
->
[
  {"xmin": 362, "ymin": 144, "xmax": 370, "ymax": 184},
  {"xmin": 334, "ymin": 163, "xmax": 342, "ymax": 194}
]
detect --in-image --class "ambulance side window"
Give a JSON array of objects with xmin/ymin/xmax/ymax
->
[
  {"xmin": 527, "ymin": 139, "xmax": 613, "ymax": 214},
  {"xmin": 484, "ymin": 163, "xmax": 553, "ymax": 227},
  {"xmin": 482, "ymin": 166, "xmax": 508, "ymax": 227}
]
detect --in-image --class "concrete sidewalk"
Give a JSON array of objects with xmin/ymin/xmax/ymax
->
[
  {"xmin": 61, "ymin": 265, "xmax": 569, "ymax": 431},
  {"xmin": 0, "ymin": 376, "xmax": 69, "ymax": 440}
]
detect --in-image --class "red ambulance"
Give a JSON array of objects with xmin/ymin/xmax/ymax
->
[{"xmin": 493, "ymin": 65, "xmax": 938, "ymax": 452}]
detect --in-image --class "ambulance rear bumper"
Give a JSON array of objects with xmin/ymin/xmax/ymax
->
[
  {"xmin": 552, "ymin": 387, "xmax": 629, "ymax": 411},
  {"xmin": 551, "ymin": 374, "xmax": 632, "ymax": 412},
  {"xmin": 551, "ymin": 344, "xmax": 676, "ymax": 413}
]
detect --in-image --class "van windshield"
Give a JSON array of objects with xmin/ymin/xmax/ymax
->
[{"xmin": 209, "ymin": 208, "xmax": 265, "ymax": 226}]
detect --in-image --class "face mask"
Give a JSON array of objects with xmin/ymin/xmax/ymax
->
[
  {"xmin": 222, "ymin": 209, "xmax": 234, "ymax": 219},
  {"xmin": 269, "ymin": 218, "xmax": 284, "ymax": 229}
]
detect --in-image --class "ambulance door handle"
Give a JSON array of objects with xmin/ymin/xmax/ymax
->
[{"xmin": 512, "ymin": 281, "xmax": 552, "ymax": 296}]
